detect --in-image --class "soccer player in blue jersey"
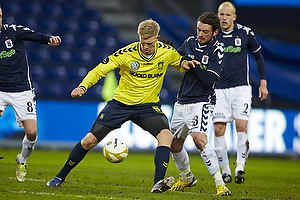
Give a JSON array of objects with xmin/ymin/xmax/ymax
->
[
  {"xmin": 0, "ymin": 6, "xmax": 61, "ymax": 182},
  {"xmin": 47, "ymin": 19, "xmax": 200, "ymax": 193},
  {"xmin": 168, "ymin": 12, "xmax": 231, "ymax": 196},
  {"xmin": 213, "ymin": 1, "xmax": 268, "ymax": 184}
]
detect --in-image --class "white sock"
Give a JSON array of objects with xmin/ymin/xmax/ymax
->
[
  {"xmin": 235, "ymin": 164, "xmax": 245, "ymax": 174},
  {"xmin": 19, "ymin": 135, "xmax": 37, "ymax": 163},
  {"xmin": 214, "ymin": 135, "xmax": 231, "ymax": 175},
  {"xmin": 236, "ymin": 132, "xmax": 249, "ymax": 173},
  {"xmin": 213, "ymin": 171, "xmax": 225, "ymax": 186},
  {"xmin": 200, "ymin": 144, "xmax": 220, "ymax": 175},
  {"xmin": 171, "ymin": 148, "xmax": 190, "ymax": 171}
]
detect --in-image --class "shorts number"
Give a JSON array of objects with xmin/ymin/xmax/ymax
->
[
  {"xmin": 192, "ymin": 115, "xmax": 199, "ymax": 126},
  {"xmin": 243, "ymin": 103, "xmax": 249, "ymax": 115},
  {"xmin": 27, "ymin": 101, "xmax": 34, "ymax": 112}
]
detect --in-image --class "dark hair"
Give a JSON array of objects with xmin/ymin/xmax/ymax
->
[{"xmin": 197, "ymin": 12, "xmax": 220, "ymax": 32}]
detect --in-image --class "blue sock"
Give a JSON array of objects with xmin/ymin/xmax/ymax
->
[
  {"xmin": 154, "ymin": 146, "xmax": 170, "ymax": 183},
  {"xmin": 57, "ymin": 142, "xmax": 88, "ymax": 180}
]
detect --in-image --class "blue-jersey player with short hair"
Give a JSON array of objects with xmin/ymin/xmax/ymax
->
[{"xmin": 213, "ymin": 1, "xmax": 269, "ymax": 184}]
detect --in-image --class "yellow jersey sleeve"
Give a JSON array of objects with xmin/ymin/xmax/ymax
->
[
  {"xmin": 78, "ymin": 41, "xmax": 188, "ymax": 105},
  {"xmin": 78, "ymin": 53, "xmax": 123, "ymax": 91}
]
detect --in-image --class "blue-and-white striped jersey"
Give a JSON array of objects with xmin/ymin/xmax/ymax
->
[
  {"xmin": 0, "ymin": 24, "xmax": 51, "ymax": 92},
  {"xmin": 215, "ymin": 23, "xmax": 261, "ymax": 89},
  {"xmin": 177, "ymin": 36, "xmax": 224, "ymax": 104}
]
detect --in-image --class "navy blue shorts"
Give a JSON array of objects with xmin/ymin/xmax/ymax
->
[{"xmin": 94, "ymin": 99, "xmax": 169, "ymax": 137}]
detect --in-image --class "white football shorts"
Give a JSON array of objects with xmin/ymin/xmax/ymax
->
[
  {"xmin": 213, "ymin": 85, "xmax": 252, "ymax": 123},
  {"xmin": 170, "ymin": 102, "xmax": 214, "ymax": 139},
  {"xmin": 0, "ymin": 90, "xmax": 37, "ymax": 128}
]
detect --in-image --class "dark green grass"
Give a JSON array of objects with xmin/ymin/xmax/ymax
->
[{"xmin": 0, "ymin": 148, "xmax": 299, "ymax": 200}]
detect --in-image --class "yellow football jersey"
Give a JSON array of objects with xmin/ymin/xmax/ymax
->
[{"xmin": 78, "ymin": 41, "xmax": 188, "ymax": 105}]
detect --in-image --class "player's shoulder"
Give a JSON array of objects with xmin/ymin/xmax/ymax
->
[
  {"xmin": 212, "ymin": 38, "xmax": 223, "ymax": 47},
  {"xmin": 211, "ymin": 39, "xmax": 224, "ymax": 53},
  {"xmin": 185, "ymin": 36, "xmax": 196, "ymax": 42},
  {"xmin": 236, "ymin": 23, "xmax": 255, "ymax": 36},
  {"xmin": 1, "ymin": 24, "xmax": 16, "ymax": 31},
  {"xmin": 207, "ymin": 37, "xmax": 223, "ymax": 50},
  {"xmin": 112, "ymin": 42, "xmax": 138, "ymax": 57},
  {"xmin": 2, "ymin": 24, "xmax": 33, "ymax": 32},
  {"xmin": 182, "ymin": 36, "xmax": 197, "ymax": 46},
  {"xmin": 157, "ymin": 41, "xmax": 176, "ymax": 51}
]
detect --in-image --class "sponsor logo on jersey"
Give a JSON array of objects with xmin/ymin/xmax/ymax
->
[
  {"xmin": 131, "ymin": 61, "xmax": 140, "ymax": 70},
  {"xmin": 201, "ymin": 55, "xmax": 209, "ymax": 65},
  {"xmin": 0, "ymin": 49, "xmax": 16, "ymax": 59},
  {"xmin": 129, "ymin": 71, "xmax": 163, "ymax": 78},
  {"xmin": 235, "ymin": 38, "xmax": 242, "ymax": 46},
  {"xmin": 223, "ymin": 46, "xmax": 241, "ymax": 53},
  {"xmin": 143, "ymin": 62, "xmax": 153, "ymax": 65},
  {"xmin": 5, "ymin": 39, "xmax": 13, "ymax": 48}
]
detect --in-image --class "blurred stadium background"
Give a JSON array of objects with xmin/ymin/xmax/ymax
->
[{"xmin": 0, "ymin": 0, "xmax": 299, "ymax": 156}]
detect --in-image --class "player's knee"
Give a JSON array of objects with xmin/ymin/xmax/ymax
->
[
  {"xmin": 22, "ymin": 119, "xmax": 37, "ymax": 139},
  {"xmin": 156, "ymin": 129, "xmax": 173, "ymax": 147},
  {"xmin": 26, "ymin": 132, "xmax": 37, "ymax": 141},
  {"xmin": 81, "ymin": 133, "xmax": 99, "ymax": 150},
  {"xmin": 90, "ymin": 122, "xmax": 112, "ymax": 142},
  {"xmin": 192, "ymin": 132, "xmax": 207, "ymax": 150},
  {"xmin": 235, "ymin": 119, "xmax": 248, "ymax": 132},
  {"xmin": 170, "ymin": 138, "xmax": 184, "ymax": 153},
  {"xmin": 25, "ymin": 127, "xmax": 37, "ymax": 141},
  {"xmin": 0, "ymin": 110, "xmax": 3, "ymax": 117},
  {"xmin": 214, "ymin": 122, "xmax": 226, "ymax": 136},
  {"xmin": 236, "ymin": 122, "xmax": 248, "ymax": 132}
]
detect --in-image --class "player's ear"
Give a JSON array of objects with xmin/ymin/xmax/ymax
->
[
  {"xmin": 213, "ymin": 29, "xmax": 219, "ymax": 37},
  {"xmin": 233, "ymin": 14, "xmax": 237, "ymax": 21}
]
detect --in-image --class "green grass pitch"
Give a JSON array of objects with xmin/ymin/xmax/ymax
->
[{"xmin": 0, "ymin": 148, "xmax": 299, "ymax": 200}]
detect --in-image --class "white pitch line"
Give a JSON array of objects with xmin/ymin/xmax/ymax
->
[
  {"xmin": 9, "ymin": 177, "xmax": 46, "ymax": 182},
  {"xmin": 9, "ymin": 190, "xmax": 131, "ymax": 199},
  {"xmin": 7, "ymin": 177, "xmax": 277, "ymax": 200}
]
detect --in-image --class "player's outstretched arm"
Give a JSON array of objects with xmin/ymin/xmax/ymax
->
[
  {"xmin": 71, "ymin": 88, "xmax": 85, "ymax": 98},
  {"xmin": 48, "ymin": 36, "xmax": 61, "ymax": 46}
]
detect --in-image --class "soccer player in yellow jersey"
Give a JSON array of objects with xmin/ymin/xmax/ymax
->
[{"xmin": 47, "ymin": 19, "xmax": 200, "ymax": 193}]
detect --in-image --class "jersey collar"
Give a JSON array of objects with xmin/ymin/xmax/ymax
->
[{"xmin": 137, "ymin": 42, "xmax": 158, "ymax": 61}]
